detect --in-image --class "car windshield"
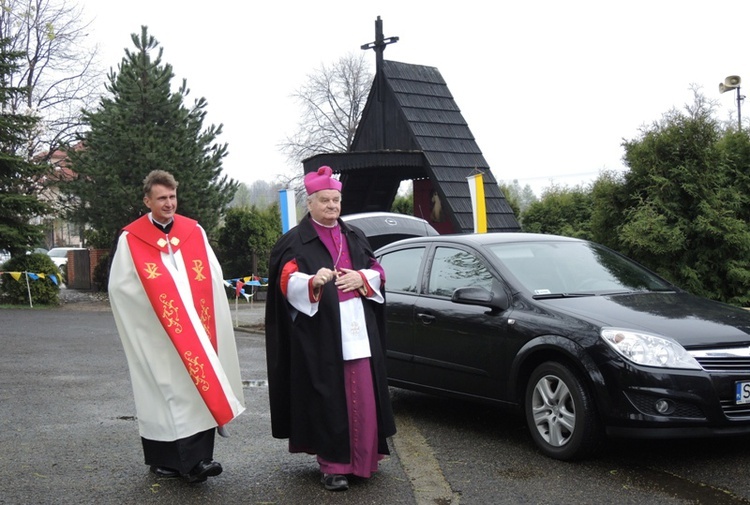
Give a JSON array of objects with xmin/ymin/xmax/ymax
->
[
  {"xmin": 48, "ymin": 249, "xmax": 69, "ymax": 257},
  {"xmin": 486, "ymin": 241, "xmax": 672, "ymax": 297}
]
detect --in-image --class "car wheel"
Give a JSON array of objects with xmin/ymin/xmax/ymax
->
[{"xmin": 524, "ymin": 361, "xmax": 602, "ymax": 460}]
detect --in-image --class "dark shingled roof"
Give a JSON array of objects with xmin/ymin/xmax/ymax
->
[{"xmin": 304, "ymin": 59, "xmax": 520, "ymax": 233}]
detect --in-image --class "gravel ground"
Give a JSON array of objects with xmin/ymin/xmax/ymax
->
[{"xmin": 59, "ymin": 287, "xmax": 110, "ymax": 308}]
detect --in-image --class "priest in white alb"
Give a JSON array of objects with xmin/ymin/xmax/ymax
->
[{"xmin": 109, "ymin": 170, "xmax": 245, "ymax": 484}]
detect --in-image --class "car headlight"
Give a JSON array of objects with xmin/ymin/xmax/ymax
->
[{"xmin": 600, "ymin": 328, "xmax": 701, "ymax": 370}]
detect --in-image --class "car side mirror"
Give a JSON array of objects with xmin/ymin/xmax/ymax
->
[{"xmin": 451, "ymin": 286, "xmax": 508, "ymax": 312}]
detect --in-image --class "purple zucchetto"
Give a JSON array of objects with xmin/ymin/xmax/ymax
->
[{"xmin": 304, "ymin": 166, "xmax": 342, "ymax": 195}]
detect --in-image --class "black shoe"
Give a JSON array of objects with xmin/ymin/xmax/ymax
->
[
  {"xmin": 150, "ymin": 466, "xmax": 180, "ymax": 478},
  {"xmin": 184, "ymin": 459, "xmax": 223, "ymax": 483},
  {"xmin": 321, "ymin": 473, "xmax": 349, "ymax": 491}
]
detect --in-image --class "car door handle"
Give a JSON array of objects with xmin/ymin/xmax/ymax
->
[{"xmin": 416, "ymin": 313, "xmax": 436, "ymax": 324}]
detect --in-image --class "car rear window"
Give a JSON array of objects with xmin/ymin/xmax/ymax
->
[{"xmin": 379, "ymin": 247, "xmax": 424, "ymax": 293}]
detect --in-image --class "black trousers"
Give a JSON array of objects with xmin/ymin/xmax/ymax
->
[{"xmin": 141, "ymin": 428, "xmax": 215, "ymax": 474}]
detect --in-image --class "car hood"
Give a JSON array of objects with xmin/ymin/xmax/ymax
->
[{"xmin": 542, "ymin": 291, "xmax": 750, "ymax": 348}]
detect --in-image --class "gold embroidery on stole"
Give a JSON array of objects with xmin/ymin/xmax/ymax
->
[
  {"xmin": 158, "ymin": 293, "xmax": 183, "ymax": 333},
  {"xmin": 185, "ymin": 351, "xmax": 210, "ymax": 391}
]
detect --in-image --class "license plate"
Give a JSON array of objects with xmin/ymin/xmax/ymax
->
[{"xmin": 736, "ymin": 381, "xmax": 750, "ymax": 404}]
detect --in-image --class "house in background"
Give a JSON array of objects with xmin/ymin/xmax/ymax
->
[
  {"xmin": 37, "ymin": 143, "xmax": 85, "ymax": 249},
  {"xmin": 36, "ymin": 143, "xmax": 106, "ymax": 290},
  {"xmin": 304, "ymin": 17, "xmax": 520, "ymax": 234}
]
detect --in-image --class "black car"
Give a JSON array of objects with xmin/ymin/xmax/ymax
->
[
  {"xmin": 375, "ymin": 232, "xmax": 750, "ymax": 460},
  {"xmin": 341, "ymin": 211, "xmax": 439, "ymax": 250}
]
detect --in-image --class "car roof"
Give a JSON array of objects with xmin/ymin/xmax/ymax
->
[
  {"xmin": 342, "ymin": 212, "xmax": 439, "ymax": 250},
  {"xmin": 376, "ymin": 232, "xmax": 583, "ymax": 252},
  {"xmin": 341, "ymin": 212, "xmax": 437, "ymax": 231},
  {"xmin": 342, "ymin": 211, "xmax": 431, "ymax": 223}
]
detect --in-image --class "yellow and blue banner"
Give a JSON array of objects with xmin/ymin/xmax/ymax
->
[
  {"xmin": 279, "ymin": 188, "xmax": 297, "ymax": 233},
  {"xmin": 467, "ymin": 173, "xmax": 487, "ymax": 233}
]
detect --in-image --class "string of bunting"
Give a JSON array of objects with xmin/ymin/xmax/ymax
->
[
  {"xmin": 223, "ymin": 275, "xmax": 268, "ymax": 302},
  {"xmin": 0, "ymin": 270, "xmax": 60, "ymax": 308},
  {"xmin": 0, "ymin": 270, "xmax": 60, "ymax": 286}
]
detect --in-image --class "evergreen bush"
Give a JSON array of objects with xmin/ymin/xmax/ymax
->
[{"xmin": 0, "ymin": 253, "xmax": 61, "ymax": 305}]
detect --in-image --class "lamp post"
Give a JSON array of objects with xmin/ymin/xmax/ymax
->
[{"xmin": 719, "ymin": 75, "xmax": 744, "ymax": 130}]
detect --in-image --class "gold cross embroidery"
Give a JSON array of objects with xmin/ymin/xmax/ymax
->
[
  {"xmin": 145, "ymin": 263, "xmax": 162, "ymax": 279},
  {"xmin": 192, "ymin": 260, "xmax": 206, "ymax": 281}
]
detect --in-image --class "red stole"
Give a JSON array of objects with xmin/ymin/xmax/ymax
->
[{"xmin": 124, "ymin": 214, "xmax": 235, "ymax": 426}]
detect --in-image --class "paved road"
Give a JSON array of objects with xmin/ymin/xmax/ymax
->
[
  {"xmin": 0, "ymin": 303, "xmax": 414, "ymax": 505},
  {"xmin": 4, "ymin": 297, "xmax": 750, "ymax": 504}
]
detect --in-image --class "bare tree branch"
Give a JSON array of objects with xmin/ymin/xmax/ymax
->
[
  {"xmin": 278, "ymin": 51, "xmax": 373, "ymax": 192},
  {"xmin": 0, "ymin": 0, "xmax": 102, "ymax": 159}
]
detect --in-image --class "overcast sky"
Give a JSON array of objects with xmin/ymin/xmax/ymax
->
[{"xmin": 79, "ymin": 0, "xmax": 750, "ymax": 195}]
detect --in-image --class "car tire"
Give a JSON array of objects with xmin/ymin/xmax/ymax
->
[{"xmin": 524, "ymin": 361, "xmax": 602, "ymax": 460}]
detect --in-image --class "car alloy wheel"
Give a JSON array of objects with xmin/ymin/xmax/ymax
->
[{"xmin": 525, "ymin": 361, "xmax": 602, "ymax": 460}]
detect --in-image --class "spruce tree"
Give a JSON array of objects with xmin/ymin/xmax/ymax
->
[
  {"xmin": 63, "ymin": 26, "xmax": 237, "ymax": 249},
  {"xmin": 0, "ymin": 37, "xmax": 48, "ymax": 256}
]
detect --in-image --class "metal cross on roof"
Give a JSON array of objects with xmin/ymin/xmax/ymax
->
[
  {"xmin": 361, "ymin": 16, "xmax": 399, "ymax": 62},
  {"xmin": 361, "ymin": 16, "xmax": 399, "ymax": 103}
]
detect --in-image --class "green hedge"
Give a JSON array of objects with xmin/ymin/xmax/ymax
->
[{"xmin": 0, "ymin": 253, "xmax": 61, "ymax": 305}]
